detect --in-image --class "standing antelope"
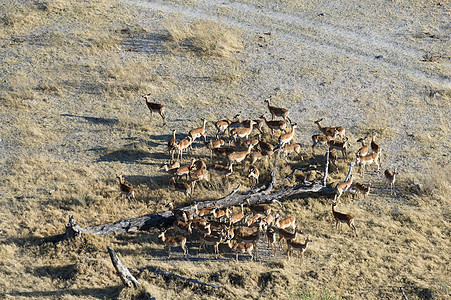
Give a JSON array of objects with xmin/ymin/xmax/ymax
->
[
  {"xmin": 311, "ymin": 134, "xmax": 333, "ymax": 155},
  {"xmin": 189, "ymin": 118, "xmax": 207, "ymax": 143},
  {"xmin": 278, "ymin": 124, "xmax": 297, "ymax": 148},
  {"xmin": 174, "ymin": 220, "xmax": 192, "ymax": 235},
  {"xmin": 246, "ymin": 199, "xmax": 271, "ymax": 216},
  {"xmin": 231, "ymin": 120, "xmax": 256, "ymax": 142},
  {"xmin": 175, "ymin": 136, "xmax": 193, "ymax": 161},
  {"xmin": 227, "ymin": 239, "xmax": 255, "ymax": 262},
  {"xmin": 334, "ymin": 175, "xmax": 354, "ymax": 202},
  {"xmin": 168, "ymin": 129, "xmax": 177, "ymax": 160},
  {"xmin": 260, "ymin": 115, "xmax": 288, "ymax": 134},
  {"xmin": 143, "ymin": 94, "xmax": 166, "ymax": 124},
  {"xmin": 158, "ymin": 230, "xmax": 188, "ymax": 257},
  {"xmin": 265, "ymin": 98, "xmax": 292, "ymax": 122},
  {"xmin": 174, "ymin": 159, "xmax": 195, "ymax": 181},
  {"xmin": 116, "ymin": 175, "xmax": 135, "ymax": 201},
  {"xmin": 193, "ymin": 203, "xmax": 218, "ymax": 218},
  {"xmin": 215, "ymin": 118, "xmax": 231, "ymax": 138},
  {"xmin": 171, "ymin": 177, "xmax": 192, "ymax": 198},
  {"xmin": 356, "ymin": 137, "xmax": 369, "ymax": 157},
  {"xmin": 248, "ymin": 164, "xmax": 260, "ymax": 185},
  {"xmin": 371, "ymin": 132, "xmax": 382, "ymax": 164},
  {"xmin": 328, "ymin": 137, "xmax": 349, "ymax": 158},
  {"xmin": 354, "ymin": 182, "xmax": 372, "ymax": 199},
  {"xmin": 314, "ymin": 118, "xmax": 345, "ymax": 139},
  {"xmin": 282, "ymin": 143, "xmax": 303, "ymax": 160},
  {"xmin": 286, "ymin": 235, "xmax": 312, "ymax": 261},
  {"xmin": 227, "ymin": 144, "xmax": 254, "ymax": 165},
  {"xmin": 212, "ymin": 162, "xmax": 234, "ymax": 178},
  {"xmin": 199, "ymin": 233, "xmax": 224, "ymax": 258},
  {"xmin": 189, "ymin": 167, "xmax": 209, "ymax": 193},
  {"xmin": 204, "ymin": 137, "xmax": 225, "ymax": 158},
  {"xmin": 331, "ymin": 202, "xmax": 357, "ymax": 237},
  {"xmin": 159, "ymin": 161, "xmax": 181, "ymax": 176},
  {"xmin": 265, "ymin": 226, "xmax": 277, "ymax": 255},
  {"xmin": 384, "ymin": 169, "xmax": 398, "ymax": 195},
  {"xmin": 277, "ymin": 227, "xmax": 300, "ymax": 250},
  {"xmin": 229, "ymin": 203, "xmax": 245, "ymax": 225},
  {"xmin": 274, "ymin": 215, "xmax": 296, "ymax": 230},
  {"xmin": 356, "ymin": 152, "xmax": 380, "ymax": 175}
]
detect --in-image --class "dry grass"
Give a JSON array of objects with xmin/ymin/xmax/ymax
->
[{"xmin": 0, "ymin": 0, "xmax": 450, "ymax": 299}]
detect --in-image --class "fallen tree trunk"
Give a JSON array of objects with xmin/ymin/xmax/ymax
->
[
  {"xmin": 108, "ymin": 246, "xmax": 141, "ymax": 289},
  {"xmin": 63, "ymin": 144, "xmax": 336, "ymax": 237}
]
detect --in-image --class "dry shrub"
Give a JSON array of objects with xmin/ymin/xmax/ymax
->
[{"xmin": 164, "ymin": 16, "xmax": 243, "ymax": 57}]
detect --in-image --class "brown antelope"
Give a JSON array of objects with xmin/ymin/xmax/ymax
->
[
  {"xmin": 235, "ymin": 135, "xmax": 260, "ymax": 150},
  {"xmin": 331, "ymin": 202, "xmax": 357, "ymax": 237},
  {"xmin": 174, "ymin": 220, "xmax": 192, "ymax": 235},
  {"xmin": 278, "ymin": 124, "xmax": 297, "ymax": 147},
  {"xmin": 215, "ymin": 118, "xmax": 231, "ymax": 138},
  {"xmin": 246, "ymin": 199, "xmax": 271, "ymax": 216},
  {"xmin": 116, "ymin": 175, "xmax": 135, "ymax": 201},
  {"xmin": 204, "ymin": 137, "xmax": 225, "ymax": 158},
  {"xmin": 371, "ymin": 132, "xmax": 382, "ymax": 164},
  {"xmin": 235, "ymin": 227, "xmax": 261, "ymax": 257},
  {"xmin": 250, "ymin": 151, "xmax": 264, "ymax": 165},
  {"xmin": 248, "ymin": 164, "xmax": 260, "ymax": 185},
  {"xmin": 199, "ymin": 232, "xmax": 224, "ymax": 258},
  {"xmin": 354, "ymin": 182, "xmax": 372, "ymax": 199},
  {"xmin": 174, "ymin": 159, "xmax": 195, "ymax": 181},
  {"xmin": 143, "ymin": 94, "xmax": 166, "ymax": 124},
  {"xmin": 311, "ymin": 134, "xmax": 333, "ymax": 155},
  {"xmin": 265, "ymin": 98, "xmax": 292, "ymax": 122},
  {"xmin": 329, "ymin": 151, "xmax": 338, "ymax": 168},
  {"xmin": 166, "ymin": 202, "xmax": 189, "ymax": 222},
  {"xmin": 212, "ymin": 146, "xmax": 235, "ymax": 158},
  {"xmin": 229, "ymin": 203, "xmax": 245, "ymax": 225},
  {"xmin": 159, "ymin": 161, "xmax": 181, "ymax": 176},
  {"xmin": 193, "ymin": 159, "xmax": 207, "ymax": 171},
  {"xmin": 384, "ymin": 169, "xmax": 398, "ymax": 195},
  {"xmin": 356, "ymin": 152, "xmax": 380, "ymax": 174},
  {"xmin": 263, "ymin": 214, "xmax": 274, "ymax": 226},
  {"xmin": 158, "ymin": 230, "xmax": 188, "ymax": 257},
  {"xmin": 194, "ymin": 222, "xmax": 211, "ymax": 235},
  {"xmin": 194, "ymin": 203, "xmax": 218, "ymax": 218},
  {"xmin": 277, "ymin": 227, "xmax": 300, "ymax": 249},
  {"xmin": 231, "ymin": 120, "xmax": 256, "ymax": 142},
  {"xmin": 260, "ymin": 115, "xmax": 288, "ymax": 134},
  {"xmin": 212, "ymin": 207, "xmax": 231, "ymax": 220},
  {"xmin": 245, "ymin": 213, "xmax": 264, "ymax": 227},
  {"xmin": 208, "ymin": 220, "xmax": 229, "ymax": 231},
  {"xmin": 171, "ymin": 177, "xmax": 192, "ymax": 198},
  {"xmin": 334, "ymin": 175, "xmax": 354, "ymax": 202},
  {"xmin": 274, "ymin": 215, "xmax": 296, "ymax": 230},
  {"xmin": 175, "ymin": 136, "xmax": 193, "ymax": 160},
  {"xmin": 327, "ymin": 137, "xmax": 349, "ymax": 158},
  {"xmin": 286, "ymin": 235, "xmax": 312, "ymax": 261},
  {"xmin": 189, "ymin": 168, "xmax": 209, "ymax": 192},
  {"xmin": 168, "ymin": 129, "xmax": 177, "ymax": 160},
  {"xmin": 282, "ymin": 143, "xmax": 303, "ymax": 160},
  {"xmin": 314, "ymin": 118, "xmax": 345, "ymax": 139},
  {"xmin": 227, "ymin": 112, "xmax": 243, "ymax": 132},
  {"xmin": 189, "ymin": 118, "xmax": 207, "ymax": 143},
  {"xmin": 227, "ymin": 239, "xmax": 255, "ymax": 262},
  {"xmin": 227, "ymin": 144, "xmax": 254, "ymax": 165},
  {"xmin": 356, "ymin": 137, "xmax": 369, "ymax": 157},
  {"xmin": 212, "ymin": 163, "xmax": 234, "ymax": 178},
  {"xmin": 259, "ymin": 140, "xmax": 275, "ymax": 152},
  {"xmin": 265, "ymin": 226, "xmax": 277, "ymax": 255}
]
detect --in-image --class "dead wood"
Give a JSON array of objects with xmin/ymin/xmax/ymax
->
[{"xmin": 107, "ymin": 246, "xmax": 141, "ymax": 289}]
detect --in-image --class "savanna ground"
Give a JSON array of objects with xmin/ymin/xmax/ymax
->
[{"xmin": 0, "ymin": 0, "xmax": 450, "ymax": 299}]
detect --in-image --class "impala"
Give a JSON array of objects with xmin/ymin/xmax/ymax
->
[
  {"xmin": 227, "ymin": 239, "xmax": 255, "ymax": 262},
  {"xmin": 314, "ymin": 118, "xmax": 345, "ymax": 139},
  {"xmin": 274, "ymin": 215, "xmax": 296, "ymax": 230},
  {"xmin": 248, "ymin": 164, "xmax": 260, "ymax": 185},
  {"xmin": 260, "ymin": 115, "xmax": 288, "ymax": 134},
  {"xmin": 311, "ymin": 134, "xmax": 333, "ymax": 155},
  {"xmin": 175, "ymin": 136, "xmax": 193, "ymax": 160},
  {"xmin": 171, "ymin": 177, "xmax": 192, "ymax": 198},
  {"xmin": 231, "ymin": 120, "xmax": 256, "ymax": 142},
  {"xmin": 286, "ymin": 235, "xmax": 312, "ymax": 261},
  {"xmin": 278, "ymin": 124, "xmax": 297, "ymax": 148},
  {"xmin": 331, "ymin": 202, "xmax": 357, "ymax": 237},
  {"xmin": 168, "ymin": 129, "xmax": 177, "ymax": 160},
  {"xmin": 116, "ymin": 175, "xmax": 135, "ymax": 201},
  {"xmin": 356, "ymin": 152, "xmax": 380, "ymax": 175},
  {"xmin": 189, "ymin": 118, "xmax": 207, "ymax": 143},
  {"xmin": 265, "ymin": 97, "xmax": 291, "ymax": 122},
  {"xmin": 334, "ymin": 175, "xmax": 354, "ymax": 202},
  {"xmin": 384, "ymin": 169, "xmax": 398, "ymax": 195},
  {"xmin": 246, "ymin": 199, "xmax": 271, "ymax": 216},
  {"xmin": 215, "ymin": 118, "xmax": 231, "ymax": 138},
  {"xmin": 158, "ymin": 230, "xmax": 188, "ymax": 257},
  {"xmin": 282, "ymin": 143, "xmax": 303, "ymax": 160},
  {"xmin": 371, "ymin": 132, "xmax": 382, "ymax": 164},
  {"xmin": 229, "ymin": 203, "xmax": 245, "ymax": 225},
  {"xmin": 143, "ymin": 93, "xmax": 166, "ymax": 124},
  {"xmin": 227, "ymin": 144, "xmax": 254, "ymax": 165},
  {"xmin": 327, "ymin": 137, "xmax": 349, "ymax": 158},
  {"xmin": 199, "ymin": 232, "xmax": 224, "ymax": 258},
  {"xmin": 354, "ymin": 182, "xmax": 372, "ymax": 199},
  {"xmin": 356, "ymin": 137, "xmax": 369, "ymax": 157}
]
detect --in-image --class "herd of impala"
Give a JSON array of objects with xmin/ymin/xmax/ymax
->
[{"xmin": 115, "ymin": 94, "xmax": 400, "ymax": 261}]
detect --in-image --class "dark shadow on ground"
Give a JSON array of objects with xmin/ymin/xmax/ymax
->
[
  {"xmin": 0, "ymin": 285, "xmax": 123, "ymax": 300},
  {"xmin": 61, "ymin": 113, "xmax": 119, "ymax": 125}
]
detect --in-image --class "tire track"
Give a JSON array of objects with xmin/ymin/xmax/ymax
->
[{"xmin": 128, "ymin": 0, "xmax": 450, "ymax": 87}]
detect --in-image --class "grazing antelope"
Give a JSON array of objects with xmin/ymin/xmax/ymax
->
[
  {"xmin": 278, "ymin": 124, "xmax": 298, "ymax": 148},
  {"xmin": 334, "ymin": 175, "xmax": 354, "ymax": 202},
  {"xmin": 143, "ymin": 94, "xmax": 166, "ymax": 124},
  {"xmin": 175, "ymin": 136, "xmax": 193, "ymax": 160},
  {"xmin": 227, "ymin": 144, "xmax": 254, "ymax": 165},
  {"xmin": 189, "ymin": 118, "xmax": 207, "ymax": 143},
  {"xmin": 311, "ymin": 134, "xmax": 333, "ymax": 155},
  {"xmin": 229, "ymin": 203, "xmax": 245, "ymax": 225},
  {"xmin": 200, "ymin": 232, "xmax": 225, "ymax": 258},
  {"xmin": 168, "ymin": 129, "xmax": 177, "ymax": 160},
  {"xmin": 171, "ymin": 177, "xmax": 192, "ymax": 198},
  {"xmin": 248, "ymin": 164, "xmax": 260, "ymax": 185},
  {"xmin": 116, "ymin": 175, "xmax": 135, "ymax": 201},
  {"xmin": 314, "ymin": 118, "xmax": 345, "ymax": 139},
  {"xmin": 246, "ymin": 199, "xmax": 271, "ymax": 216},
  {"xmin": 159, "ymin": 161, "xmax": 181, "ymax": 176},
  {"xmin": 356, "ymin": 152, "xmax": 380, "ymax": 175},
  {"xmin": 277, "ymin": 227, "xmax": 300, "ymax": 250},
  {"xmin": 204, "ymin": 137, "xmax": 225, "ymax": 158},
  {"xmin": 282, "ymin": 143, "xmax": 303, "ymax": 160},
  {"xmin": 193, "ymin": 203, "xmax": 218, "ymax": 218},
  {"xmin": 265, "ymin": 97, "xmax": 292, "ymax": 122},
  {"xmin": 227, "ymin": 239, "xmax": 255, "ymax": 262},
  {"xmin": 231, "ymin": 120, "xmax": 256, "ymax": 142},
  {"xmin": 158, "ymin": 230, "xmax": 188, "ymax": 257},
  {"xmin": 356, "ymin": 137, "xmax": 369, "ymax": 157},
  {"xmin": 260, "ymin": 115, "xmax": 288, "ymax": 134},
  {"xmin": 384, "ymin": 169, "xmax": 398, "ymax": 195},
  {"xmin": 189, "ymin": 167, "xmax": 209, "ymax": 192},
  {"xmin": 274, "ymin": 215, "xmax": 296, "ymax": 230},
  {"xmin": 354, "ymin": 182, "xmax": 372, "ymax": 199},
  {"xmin": 331, "ymin": 202, "xmax": 357, "ymax": 237},
  {"xmin": 327, "ymin": 137, "xmax": 349, "ymax": 158},
  {"xmin": 174, "ymin": 220, "xmax": 192, "ymax": 235},
  {"xmin": 286, "ymin": 235, "xmax": 312, "ymax": 261},
  {"xmin": 174, "ymin": 159, "xmax": 195, "ymax": 181},
  {"xmin": 215, "ymin": 118, "xmax": 231, "ymax": 138},
  {"xmin": 212, "ymin": 163, "xmax": 234, "ymax": 178}
]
